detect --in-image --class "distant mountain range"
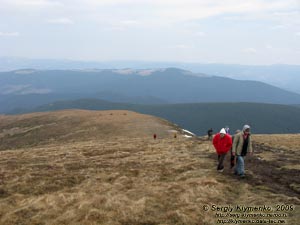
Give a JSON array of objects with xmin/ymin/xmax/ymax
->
[
  {"xmin": 1, "ymin": 57, "xmax": 300, "ymax": 93},
  {"xmin": 1, "ymin": 68, "xmax": 300, "ymax": 113},
  {"xmin": 179, "ymin": 64, "xmax": 300, "ymax": 94},
  {"xmin": 9, "ymin": 99, "xmax": 300, "ymax": 135}
]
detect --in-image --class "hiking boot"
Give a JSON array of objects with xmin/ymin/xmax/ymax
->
[
  {"xmin": 239, "ymin": 174, "xmax": 245, "ymax": 178},
  {"xmin": 217, "ymin": 169, "xmax": 224, "ymax": 173}
]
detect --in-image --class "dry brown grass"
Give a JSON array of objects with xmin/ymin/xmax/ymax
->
[
  {"xmin": 0, "ymin": 111, "xmax": 299, "ymax": 224},
  {"xmin": 0, "ymin": 110, "xmax": 175, "ymax": 150},
  {"xmin": 253, "ymin": 134, "xmax": 300, "ymax": 153},
  {"xmin": 253, "ymin": 134, "xmax": 300, "ymax": 171}
]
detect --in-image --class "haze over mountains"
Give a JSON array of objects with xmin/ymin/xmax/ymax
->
[
  {"xmin": 2, "ymin": 66, "xmax": 300, "ymax": 135},
  {"xmin": 1, "ymin": 57, "xmax": 300, "ymax": 94},
  {"xmin": 1, "ymin": 67, "xmax": 300, "ymax": 114}
]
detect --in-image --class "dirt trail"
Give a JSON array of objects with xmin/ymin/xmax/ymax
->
[{"xmin": 208, "ymin": 141, "xmax": 300, "ymax": 198}]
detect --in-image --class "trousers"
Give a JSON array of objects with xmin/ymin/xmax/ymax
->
[
  {"xmin": 235, "ymin": 156, "xmax": 245, "ymax": 175},
  {"xmin": 217, "ymin": 153, "xmax": 226, "ymax": 170}
]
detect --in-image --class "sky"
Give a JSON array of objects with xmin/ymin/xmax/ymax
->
[{"xmin": 0, "ymin": 0, "xmax": 300, "ymax": 65}]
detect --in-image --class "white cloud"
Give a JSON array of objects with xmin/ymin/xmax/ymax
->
[
  {"xmin": 82, "ymin": 0, "xmax": 297, "ymax": 11},
  {"xmin": 5, "ymin": 0, "xmax": 295, "ymax": 25},
  {"xmin": 272, "ymin": 11, "xmax": 300, "ymax": 17},
  {"xmin": 82, "ymin": 0, "xmax": 137, "ymax": 5},
  {"xmin": 243, "ymin": 48, "xmax": 258, "ymax": 54},
  {"xmin": 171, "ymin": 44, "xmax": 193, "ymax": 49},
  {"xmin": 135, "ymin": 0, "xmax": 298, "ymax": 24},
  {"xmin": 0, "ymin": 0, "xmax": 299, "ymax": 64},
  {"xmin": 47, "ymin": 18, "xmax": 74, "ymax": 25},
  {"xmin": 195, "ymin": 32, "xmax": 206, "ymax": 37},
  {"xmin": 266, "ymin": 44, "xmax": 273, "ymax": 49},
  {"xmin": 120, "ymin": 20, "xmax": 140, "ymax": 26},
  {"xmin": 2, "ymin": 0, "xmax": 299, "ymax": 27},
  {"xmin": 270, "ymin": 11, "xmax": 300, "ymax": 26},
  {"xmin": 296, "ymin": 32, "xmax": 300, "ymax": 36},
  {"xmin": 270, "ymin": 25, "xmax": 289, "ymax": 30},
  {"xmin": 105, "ymin": 20, "xmax": 141, "ymax": 31},
  {"xmin": 0, "ymin": 32, "xmax": 20, "ymax": 37},
  {"xmin": 0, "ymin": 0, "xmax": 63, "ymax": 10}
]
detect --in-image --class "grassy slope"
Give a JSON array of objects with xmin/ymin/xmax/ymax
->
[
  {"xmin": 0, "ymin": 110, "xmax": 176, "ymax": 150},
  {"xmin": 0, "ymin": 110, "xmax": 299, "ymax": 225}
]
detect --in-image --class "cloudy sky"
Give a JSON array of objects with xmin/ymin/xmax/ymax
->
[{"xmin": 0, "ymin": 0, "xmax": 299, "ymax": 65}]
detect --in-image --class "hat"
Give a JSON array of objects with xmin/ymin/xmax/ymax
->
[
  {"xmin": 243, "ymin": 125, "xmax": 250, "ymax": 131},
  {"xmin": 220, "ymin": 128, "xmax": 226, "ymax": 134}
]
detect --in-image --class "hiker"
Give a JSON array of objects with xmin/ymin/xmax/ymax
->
[
  {"xmin": 207, "ymin": 128, "xmax": 213, "ymax": 140},
  {"xmin": 213, "ymin": 128, "xmax": 232, "ymax": 172},
  {"xmin": 225, "ymin": 126, "xmax": 230, "ymax": 134},
  {"xmin": 232, "ymin": 125, "xmax": 253, "ymax": 178},
  {"xmin": 153, "ymin": 134, "xmax": 157, "ymax": 139},
  {"xmin": 230, "ymin": 129, "xmax": 241, "ymax": 169}
]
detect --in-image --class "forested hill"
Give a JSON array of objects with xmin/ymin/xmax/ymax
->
[{"xmin": 10, "ymin": 99, "xmax": 300, "ymax": 135}]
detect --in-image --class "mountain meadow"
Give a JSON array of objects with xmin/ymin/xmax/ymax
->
[{"xmin": 0, "ymin": 110, "xmax": 299, "ymax": 225}]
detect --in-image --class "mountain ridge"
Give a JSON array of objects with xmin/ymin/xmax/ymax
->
[
  {"xmin": 1, "ymin": 57, "xmax": 299, "ymax": 93},
  {"xmin": 1, "ymin": 68, "xmax": 300, "ymax": 114}
]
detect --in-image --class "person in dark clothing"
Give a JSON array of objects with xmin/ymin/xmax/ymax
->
[
  {"xmin": 207, "ymin": 128, "xmax": 213, "ymax": 140},
  {"xmin": 225, "ymin": 126, "xmax": 230, "ymax": 134}
]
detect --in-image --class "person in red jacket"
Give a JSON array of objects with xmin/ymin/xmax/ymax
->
[{"xmin": 213, "ymin": 128, "xmax": 232, "ymax": 172}]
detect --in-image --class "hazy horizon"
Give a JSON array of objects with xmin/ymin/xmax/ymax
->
[
  {"xmin": 1, "ymin": 0, "xmax": 299, "ymax": 65},
  {"xmin": 2, "ymin": 56, "xmax": 300, "ymax": 66}
]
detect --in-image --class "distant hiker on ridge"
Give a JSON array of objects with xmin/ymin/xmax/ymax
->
[
  {"xmin": 213, "ymin": 128, "xmax": 232, "ymax": 172},
  {"xmin": 207, "ymin": 128, "xmax": 213, "ymax": 140},
  {"xmin": 232, "ymin": 125, "xmax": 253, "ymax": 178},
  {"xmin": 225, "ymin": 126, "xmax": 230, "ymax": 134}
]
